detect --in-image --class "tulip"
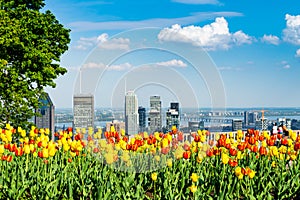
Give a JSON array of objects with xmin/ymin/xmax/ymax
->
[
  {"xmin": 249, "ymin": 170, "xmax": 255, "ymax": 179},
  {"xmin": 0, "ymin": 144, "xmax": 4, "ymax": 154},
  {"xmin": 190, "ymin": 173, "xmax": 199, "ymax": 183},
  {"xmin": 189, "ymin": 184, "xmax": 197, "ymax": 193},
  {"xmin": 183, "ymin": 151, "xmax": 191, "ymax": 160},
  {"xmin": 151, "ymin": 172, "xmax": 157, "ymax": 181},
  {"xmin": 166, "ymin": 158, "xmax": 172, "ymax": 167},
  {"xmin": 221, "ymin": 153, "xmax": 229, "ymax": 165}
]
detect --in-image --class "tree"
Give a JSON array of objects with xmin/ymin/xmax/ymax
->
[{"xmin": 0, "ymin": 0, "xmax": 70, "ymax": 128}]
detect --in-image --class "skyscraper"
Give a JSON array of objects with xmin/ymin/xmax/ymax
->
[
  {"xmin": 125, "ymin": 91, "xmax": 139, "ymax": 135},
  {"xmin": 148, "ymin": 96, "xmax": 162, "ymax": 133},
  {"xmin": 73, "ymin": 94, "xmax": 94, "ymax": 130},
  {"xmin": 166, "ymin": 102, "xmax": 180, "ymax": 131},
  {"xmin": 35, "ymin": 93, "xmax": 55, "ymax": 139},
  {"xmin": 138, "ymin": 106, "xmax": 146, "ymax": 132}
]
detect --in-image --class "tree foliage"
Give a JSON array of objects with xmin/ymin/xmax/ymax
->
[{"xmin": 0, "ymin": 0, "xmax": 70, "ymax": 128}]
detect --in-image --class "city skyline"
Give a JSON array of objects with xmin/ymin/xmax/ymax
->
[{"xmin": 44, "ymin": 0, "xmax": 300, "ymax": 109}]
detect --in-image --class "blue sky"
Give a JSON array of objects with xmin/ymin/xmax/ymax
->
[{"xmin": 44, "ymin": 0, "xmax": 300, "ymax": 109}]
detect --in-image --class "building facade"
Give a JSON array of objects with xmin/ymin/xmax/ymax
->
[
  {"xmin": 125, "ymin": 91, "xmax": 139, "ymax": 135},
  {"xmin": 232, "ymin": 119, "xmax": 243, "ymax": 131},
  {"xmin": 255, "ymin": 118, "xmax": 268, "ymax": 131},
  {"xmin": 138, "ymin": 106, "xmax": 146, "ymax": 132},
  {"xmin": 148, "ymin": 96, "xmax": 162, "ymax": 133},
  {"xmin": 166, "ymin": 102, "xmax": 180, "ymax": 131},
  {"xmin": 35, "ymin": 93, "xmax": 55, "ymax": 139},
  {"xmin": 73, "ymin": 94, "xmax": 94, "ymax": 130}
]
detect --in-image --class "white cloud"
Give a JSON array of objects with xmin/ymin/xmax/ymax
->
[
  {"xmin": 109, "ymin": 63, "xmax": 132, "ymax": 71},
  {"xmin": 74, "ymin": 33, "xmax": 130, "ymax": 50},
  {"xmin": 69, "ymin": 12, "xmax": 243, "ymax": 31},
  {"xmin": 98, "ymin": 37, "xmax": 130, "ymax": 50},
  {"xmin": 156, "ymin": 59, "xmax": 187, "ymax": 67},
  {"xmin": 283, "ymin": 14, "xmax": 300, "ymax": 45},
  {"xmin": 82, "ymin": 62, "xmax": 106, "ymax": 69},
  {"xmin": 218, "ymin": 66, "xmax": 241, "ymax": 71},
  {"xmin": 158, "ymin": 17, "xmax": 253, "ymax": 50},
  {"xmin": 261, "ymin": 34, "xmax": 280, "ymax": 45},
  {"xmin": 283, "ymin": 64, "xmax": 291, "ymax": 69},
  {"xmin": 296, "ymin": 49, "xmax": 300, "ymax": 57},
  {"xmin": 172, "ymin": 0, "xmax": 220, "ymax": 5},
  {"xmin": 82, "ymin": 62, "xmax": 132, "ymax": 71}
]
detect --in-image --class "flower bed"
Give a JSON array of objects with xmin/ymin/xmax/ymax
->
[{"xmin": 0, "ymin": 124, "xmax": 300, "ymax": 199}]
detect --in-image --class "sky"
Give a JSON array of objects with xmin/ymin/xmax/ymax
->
[{"xmin": 43, "ymin": 0, "xmax": 300, "ymax": 109}]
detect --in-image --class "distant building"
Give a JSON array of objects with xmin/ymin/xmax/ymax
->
[
  {"xmin": 277, "ymin": 118, "xmax": 292, "ymax": 130},
  {"xmin": 73, "ymin": 94, "xmax": 94, "ymax": 130},
  {"xmin": 244, "ymin": 111, "xmax": 249, "ymax": 126},
  {"xmin": 255, "ymin": 118, "xmax": 268, "ymax": 131},
  {"xmin": 188, "ymin": 121, "xmax": 204, "ymax": 132},
  {"xmin": 125, "ymin": 91, "xmax": 139, "ymax": 135},
  {"xmin": 232, "ymin": 119, "xmax": 243, "ymax": 131},
  {"xmin": 249, "ymin": 112, "xmax": 259, "ymax": 125},
  {"xmin": 166, "ymin": 102, "xmax": 180, "ymax": 131},
  {"xmin": 35, "ymin": 93, "xmax": 55, "ymax": 139},
  {"xmin": 148, "ymin": 96, "xmax": 162, "ymax": 133},
  {"xmin": 244, "ymin": 111, "xmax": 259, "ymax": 127},
  {"xmin": 106, "ymin": 120, "xmax": 125, "ymax": 133},
  {"xmin": 138, "ymin": 106, "xmax": 146, "ymax": 132}
]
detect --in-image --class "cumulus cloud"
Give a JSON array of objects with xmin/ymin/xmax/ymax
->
[
  {"xmin": 158, "ymin": 17, "xmax": 253, "ymax": 50},
  {"xmin": 74, "ymin": 33, "xmax": 130, "ymax": 50},
  {"xmin": 261, "ymin": 34, "xmax": 280, "ymax": 45},
  {"xmin": 283, "ymin": 14, "xmax": 300, "ymax": 45},
  {"xmin": 172, "ymin": 0, "xmax": 220, "ymax": 5},
  {"xmin": 296, "ymin": 49, "xmax": 300, "ymax": 57},
  {"xmin": 156, "ymin": 59, "xmax": 187, "ymax": 67},
  {"xmin": 82, "ymin": 62, "xmax": 132, "ymax": 71}
]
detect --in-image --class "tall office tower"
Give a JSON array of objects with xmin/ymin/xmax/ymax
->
[
  {"xmin": 125, "ymin": 91, "xmax": 139, "ymax": 135},
  {"xmin": 73, "ymin": 94, "xmax": 94, "ymax": 130},
  {"xmin": 148, "ymin": 96, "xmax": 162, "ymax": 133},
  {"xmin": 166, "ymin": 102, "xmax": 180, "ymax": 131},
  {"xmin": 35, "ymin": 93, "xmax": 55, "ymax": 139},
  {"xmin": 244, "ymin": 111, "xmax": 249, "ymax": 126},
  {"xmin": 138, "ymin": 106, "xmax": 146, "ymax": 132}
]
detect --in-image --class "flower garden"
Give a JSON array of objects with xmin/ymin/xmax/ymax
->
[{"xmin": 0, "ymin": 124, "xmax": 300, "ymax": 199}]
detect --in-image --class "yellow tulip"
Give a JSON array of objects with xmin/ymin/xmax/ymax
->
[
  {"xmin": 238, "ymin": 173, "xmax": 243, "ymax": 180},
  {"xmin": 235, "ymin": 167, "xmax": 242, "ymax": 176},
  {"xmin": 49, "ymin": 148, "xmax": 56, "ymax": 157},
  {"xmin": 0, "ymin": 144, "xmax": 4, "ymax": 154},
  {"xmin": 167, "ymin": 158, "xmax": 172, "ymax": 167},
  {"xmin": 151, "ymin": 172, "xmax": 157, "ymax": 181},
  {"xmin": 70, "ymin": 151, "xmax": 76, "ymax": 157},
  {"xmin": 42, "ymin": 148, "xmax": 49, "ymax": 158},
  {"xmin": 190, "ymin": 173, "xmax": 199, "ymax": 183},
  {"xmin": 24, "ymin": 145, "xmax": 30, "ymax": 154},
  {"xmin": 221, "ymin": 153, "xmax": 229, "ymax": 164},
  {"xmin": 189, "ymin": 184, "xmax": 197, "ymax": 193}
]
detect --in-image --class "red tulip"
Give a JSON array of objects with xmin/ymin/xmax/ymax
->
[{"xmin": 183, "ymin": 151, "xmax": 191, "ymax": 159}]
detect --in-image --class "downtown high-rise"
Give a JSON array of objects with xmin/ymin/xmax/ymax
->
[
  {"xmin": 73, "ymin": 94, "xmax": 94, "ymax": 130},
  {"xmin": 166, "ymin": 102, "xmax": 180, "ymax": 131},
  {"xmin": 125, "ymin": 91, "xmax": 139, "ymax": 135},
  {"xmin": 148, "ymin": 96, "xmax": 162, "ymax": 133}
]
